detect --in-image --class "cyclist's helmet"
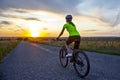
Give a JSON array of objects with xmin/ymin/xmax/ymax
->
[{"xmin": 65, "ymin": 15, "xmax": 72, "ymax": 20}]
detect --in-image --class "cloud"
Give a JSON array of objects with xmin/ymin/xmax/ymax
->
[
  {"xmin": 16, "ymin": 25, "xmax": 25, "ymax": 32},
  {"xmin": 112, "ymin": 11, "xmax": 120, "ymax": 27},
  {"xmin": 0, "ymin": 0, "xmax": 82, "ymax": 14},
  {"xmin": 84, "ymin": 30, "xmax": 98, "ymax": 32},
  {"xmin": 42, "ymin": 28, "xmax": 48, "ymax": 30},
  {"xmin": 7, "ymin": 25, "xmax": 26, "ymax": 33},
  {"xmin": 0, "ymin": 12, "xmax": 42, "ymax": 22},
  {"xmin": 0, "ymin": 0, "xmax": 120, "ymax": 16},
  {"xmin": 14, "ymin": 9, "xmax": 29, "ymax": 13},
  {"xmin": 77, "ymin": 0, "xmax": 120, "ymax": 27},
  {"xmin": 77, "ymin": 0, "xmax": 120, "ymax": 13},
  {"xmin": 0, "ymin": 20, "xmax": 25, "ymax": 32},
  {"xmin": 0, "ymin": 21, "xmax": 12, "ymax": 25},
  {"xmin": 92, "ymin": 0, "xmax": 120, "ymax": 9},
  {"xmin": 0, "ymin": 20, "xmax": 12, "ymax": 29},
  {"xmin": 0, "ymin": 0, "xmax": 120, "ymax": 37},
  {"xmin": 24, "ymin": 18, "xmax": 41, "ymax": 21},
  {"xmin": 0, "ymin": 0, "xmax": 120, "ymax": 26}
]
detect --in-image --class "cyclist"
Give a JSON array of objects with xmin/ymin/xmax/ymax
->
[{"xmin": 57, "ymin": 14, "xmax": 81, "ymax": 57}]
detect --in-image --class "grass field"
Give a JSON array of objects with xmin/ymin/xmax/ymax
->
[
  {"xmin": 0, "ymin": 39, "xmax": 19, "ymax": 63},
  {"xmin": 0, "ymin": 37, "xmax": 119, "ymax": 63},
  {"xmin": 27, "ymin": 37, "xmax": 120, "ymax": 56}
]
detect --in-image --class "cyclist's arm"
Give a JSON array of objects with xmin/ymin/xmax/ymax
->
[{"xmin": 57, "ymin": 27, "xmax": 65, "ymax": 39}]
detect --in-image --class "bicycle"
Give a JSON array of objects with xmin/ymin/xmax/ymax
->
[{"xmin": 59, "ymin": 44, "xmax": 90, "ymax": 78}]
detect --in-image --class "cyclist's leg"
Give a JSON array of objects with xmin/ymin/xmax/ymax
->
[
  {"xmin": 70, "ymin": 36, "xmax": 81, "ymax": 62},
  {"xmin": 73, "ymin": 36, "xmax": 81, "ymax": 50},
  {"xmin": 65, "ymin": 36, "xmax": 74, "ymax": 52}
]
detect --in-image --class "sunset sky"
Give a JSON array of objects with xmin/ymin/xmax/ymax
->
[{"xmin": 0, "ymin": 0, "xmax": 120, "ymax": 37}]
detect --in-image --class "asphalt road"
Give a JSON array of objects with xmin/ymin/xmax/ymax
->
[{"xmin": 0, "ymin": 41, "xmax": 120, "ymax": 80}]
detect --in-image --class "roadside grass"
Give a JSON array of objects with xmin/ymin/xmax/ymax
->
[
  {"xmin": 80, "ymin": 47, "xmax": 120, "ymax": 56},
  {"xmin": 1, "ymin": 37, "xmax": 119, "ymax": 64},
  {"xmin": 27, "ymin": 37, "xmax": 120, "ymax": 56},
  {"xmin": 0, "ymin": 40, "xmax": 19, "ymax": 63},
  {"xmin": 80, "ymin": 40, "xmax": 120, "ymax": 56}
]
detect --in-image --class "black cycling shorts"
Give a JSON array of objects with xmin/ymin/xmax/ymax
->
[{"xmin": 66, "ymin": 36, "xmax": 81, "ymax": 49}]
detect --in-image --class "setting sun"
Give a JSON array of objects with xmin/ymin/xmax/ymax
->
[{"xmin": 31, "ymin": 32, "xmax": 39, "ymax": 37}]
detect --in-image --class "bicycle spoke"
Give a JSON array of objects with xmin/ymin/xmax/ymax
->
[
  {"xmin": 74, "ymin": 51, "xmax": 90, "ymax": 78},
  {"xmin": 59, "ymin": 48, "xmax": 68, "ymax": 68}
]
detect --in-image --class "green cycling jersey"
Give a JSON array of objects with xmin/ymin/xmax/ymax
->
[{"xmin": 64, "ymin": 22, "xmax": 80, "ymax": 36}]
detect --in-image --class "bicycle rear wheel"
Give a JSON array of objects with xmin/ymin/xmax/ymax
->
[
  {"xmin": 73, "ymin": 51, "xmax": 90, "ymax": 78},
  {"xmin": 59, "ymin": 48, "xmax": 68, "ymax": 68}
]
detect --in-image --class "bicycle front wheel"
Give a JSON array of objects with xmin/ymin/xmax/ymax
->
[
  {"xmin": 59, "ymin": 48, "xmax": 68, "ymax": 68},
  {"xmin": 73, "ymin": 51, "xmax": 90, "ymax": 78}
]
